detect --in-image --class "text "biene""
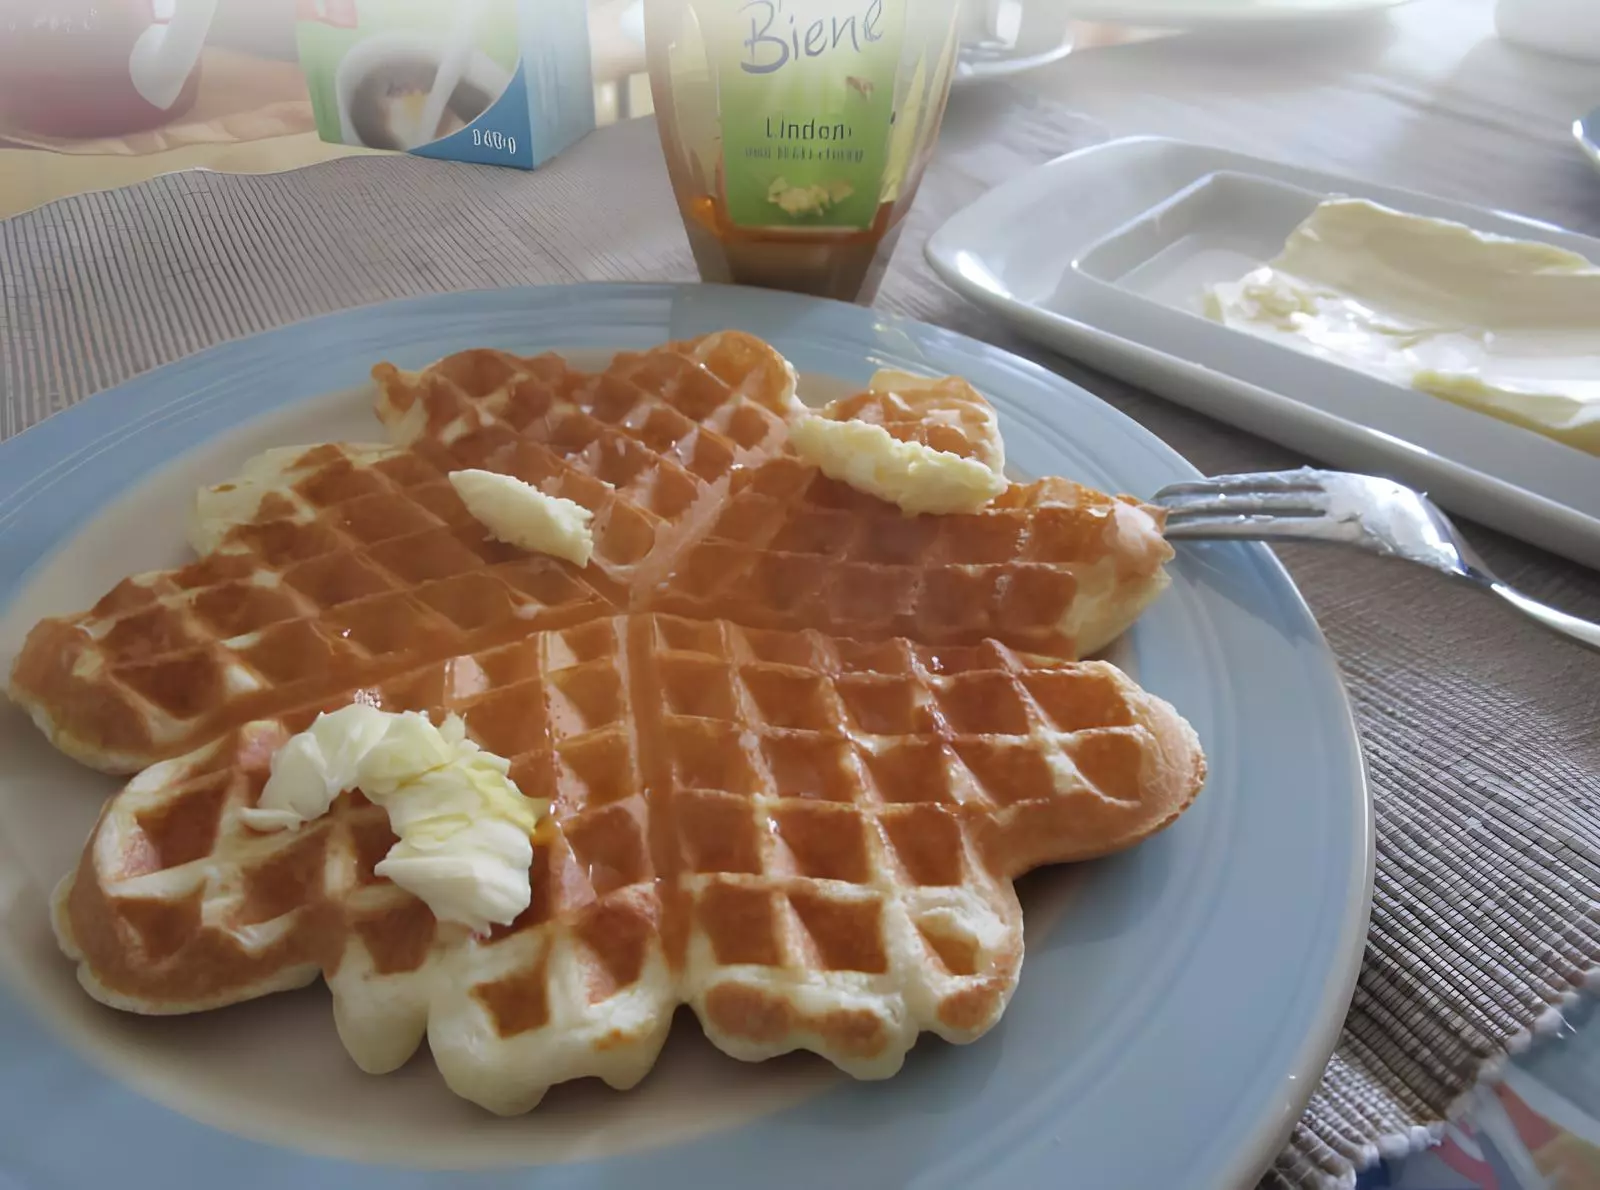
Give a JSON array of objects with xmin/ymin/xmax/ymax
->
[{"xmin": 740, "ymin": 0, "xmax": 887, "ymax": 75}]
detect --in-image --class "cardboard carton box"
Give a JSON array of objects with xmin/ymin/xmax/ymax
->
[{"xmin": 295, "ymin": 0, "xmax": 595, "ymax": 169}]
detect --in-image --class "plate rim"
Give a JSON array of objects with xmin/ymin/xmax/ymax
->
[
  {"xmin": 1057, "ymin": 0, "xmax": 1412, "ymax": 26},
  {"xmin": 955, "ymin": 35, "xmax": 1076, "ymax": 84},
  {"xmin": 0, "ymin": 280, "xmax": 1374, "ymax": 1189}
]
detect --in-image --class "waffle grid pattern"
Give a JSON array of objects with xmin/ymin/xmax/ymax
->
[
  {"xmin": 649, "ymin": 456, "xmax": 1160, "ymax": 656},
  {"xmin": 13, "ymin": 443, "xmax": 608, "ymax": 771},
  {"xmin": 57, "ymin": 611, "xmax": 1181, "ymax": 1111},
  {"xmin": 373, "ymin": 333, "xmax": 799, "ymax": 598},
  {"xmin": 13, "ymin": 335, "xmax": 802, "ymax": 773}
]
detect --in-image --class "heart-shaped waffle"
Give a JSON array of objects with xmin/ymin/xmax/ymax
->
[{"xmin": 14, "ymin": 332, "xmax": 1203, "ymax": 1114}]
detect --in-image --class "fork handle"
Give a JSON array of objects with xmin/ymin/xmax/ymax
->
[
  {"xmin": 1488, "ymin": 583, "xmax": 1600, "ymax": 652},
  {"xmin": 1167, "ymin": 524, "xmax": 1600, "ymax": 653},
  {"xmin": 1166, "ymin": 523, "xmax": 1600, "ymax": 653},
  {"xmin": 1156, "ymin": 470, "xmax": 1600, "ymax": 654}
]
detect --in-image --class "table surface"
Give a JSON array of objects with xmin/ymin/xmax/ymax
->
[
  {"xmin": 2, "ymin": 2, "xmax": 1599, "ymax": 1188},
  {"xmin": 927, "ymin": 3, "xmax": 1600, "ymax": 1183}
]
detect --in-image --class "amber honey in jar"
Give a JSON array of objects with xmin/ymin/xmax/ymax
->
[{"xmin": 644, "ymin": 0, "xmax": 963, "ymax": 304}]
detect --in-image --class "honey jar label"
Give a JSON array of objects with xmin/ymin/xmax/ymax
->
[{"xmin": 710, "ymin": 0, "xmax": 909, "ymax": 230}]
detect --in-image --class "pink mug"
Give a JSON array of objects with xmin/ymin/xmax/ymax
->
[{"xmin": 0, "ymin": 0, "xmax": 218, "ymax": 138}]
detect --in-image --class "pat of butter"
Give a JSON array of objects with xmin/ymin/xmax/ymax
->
[
  {"xmin": 449, "ymin": 469, "xmax": 595, "ymax": 567},
  {"xmin": 1206, "ymin": 199, "xmax": 1600, "ymax": 455},
  {"xmin": 239, "ymin": 704, "xmax": 392, "ymax": 831},
  {"xmin": 240, "ymin": 707, "xmax": 548, "ymax": 934},
  {"xmin": 789, "ymin": 417, "xmax": 1007, "ymax": 515}
]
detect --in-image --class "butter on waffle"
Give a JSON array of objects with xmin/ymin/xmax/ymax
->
[
  {"xmin": 645, "ymin": 457, "xmax": 1174, "ymax": 658},
  {"xmin": 54, "ymin": 614, "xmax": 1204, "ymax": 1113},
  {"xmin": 372, "ymin": 331, "xmax": 801, "ymax": 597},
  {"xmin": 814, "ymin": 370, "xmax": 1007, "ymax": 475}
]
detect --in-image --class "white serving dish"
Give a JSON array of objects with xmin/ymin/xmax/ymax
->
[{"xmin": 926, "ymin": 136, "xmax": 1600, "ymax": 570}]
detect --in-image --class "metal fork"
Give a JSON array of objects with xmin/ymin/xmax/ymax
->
[{"xmin": 1152, "ymin": 469, "xmax": 1600, "ymax": 653}]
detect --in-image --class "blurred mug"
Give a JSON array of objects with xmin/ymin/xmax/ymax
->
[
  {"xmin": 0, "ymin": 0, "xmax": 218, "ymax": 138},
  {"xmin": 957, "ymin": 0, "xmax": 1074, "ymax": 75}
]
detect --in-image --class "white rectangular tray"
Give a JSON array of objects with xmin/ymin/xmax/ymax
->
[{"xmin": 926, "ymin": 136, "xmax": 1600, "ymax": 569}]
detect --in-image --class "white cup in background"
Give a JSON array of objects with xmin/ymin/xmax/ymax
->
[{"xmin": 957, "ymin": 0, "xmax": 1075, "ymax": 81}]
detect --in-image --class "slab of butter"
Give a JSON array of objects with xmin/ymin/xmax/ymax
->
[
  {"xmin": 788, "ymin": 372, "xmax": 1009, "ymax": 516},
  {"xmin": 788, "ymin": 416, "xmax": 1007, "ymax": 516},
  {"xmin": 449, "ymin": 469, "xmax": 595, "ymax": 567},
  {"xmin": 240, "ymin": 705, "xmax": 547, "ymax": 935},
  {"xmin": 1205, "ymin": 198, "xmax": 1600, "ymax": 455}
]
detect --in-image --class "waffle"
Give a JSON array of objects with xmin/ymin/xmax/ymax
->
[
  {"xmin": 644, "ymin": 457, "xmax": 1174, "ymax": 658},
  {"xmin": 372, "ymin": 338, "xmax": 1173, "ymax": 656},
  {"xmin": 15, "ymin": 331, "xmax": 1203, "ymax": 1112},
  {"xmin": 53, "ymin": 614, "xmax": 1205, "ymax": 1112},
  {"xmin": 10, "ymin": 335, "xmax": 800, "ymax": 775},
  {"xmin": 9, "ymin": 442, "xmax": 611, "ymax": 775},
  {"xmin": 372, "ymin": 331, "xmax": 800, "ymax": 598}
]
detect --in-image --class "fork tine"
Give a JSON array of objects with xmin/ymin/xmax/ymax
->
[
  {"xmin": 1161, "ymin": 512, "xmax": 1325, "ymax": 540},
  {"xmin": 1153, "ymin": 470, "xmax": 1329, "ymax": 499},
  {"xmin": 1153, "ymin": 469, "xmax": 1335, "ymax": 522},
  {"xmin": 1161, "ymin": 508, "xmax": 1326, "ymax": 532},
  {"xmin": 1152, "ymin": 467, "xmax": 1324, "ymax": 495},
  {"xmin": 1157, "ymin": 490, "xmax": 1330, "ymax": 520},
  {"xmin": 1162, "ymin": 506, "xmax": 1324, "ymax": 526}
]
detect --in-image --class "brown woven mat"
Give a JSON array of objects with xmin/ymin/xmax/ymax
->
[{"xmin": 4, "ymin": 105, "xmax": 1600, "ymax": 1189}]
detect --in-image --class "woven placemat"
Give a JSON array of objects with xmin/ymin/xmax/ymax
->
[{"xmin": 4, "ymin": 106, "xmax": 1600, "ymax": 1189}]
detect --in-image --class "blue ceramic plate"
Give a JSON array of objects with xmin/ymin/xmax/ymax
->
[{"xmin": 0, "ymin": 284, "xmax": 1371, "ymax": 1189}]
